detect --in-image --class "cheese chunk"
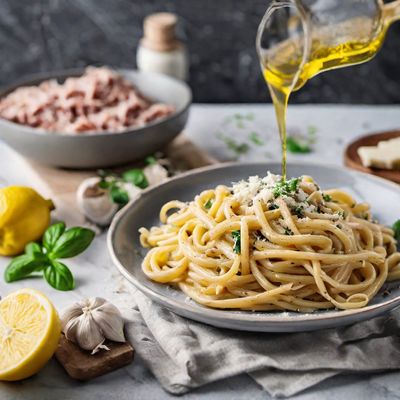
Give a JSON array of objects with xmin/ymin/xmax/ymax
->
[
  {"xmin": 358, "ymin": 138, "xmax": 400, "ymax": 170},
  {"xmin": 377, "ymin": 137, "xmax": 400, "ymax": 150}
]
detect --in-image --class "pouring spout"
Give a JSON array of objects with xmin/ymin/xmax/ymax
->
[{"xmin": 382, "ymin": 0, "xmax": 400, "ymax": 26}]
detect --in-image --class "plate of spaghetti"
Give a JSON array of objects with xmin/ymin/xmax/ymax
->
[{"xmin": 108, "ymin": 162, "xmax": 400, "ymax": 331}]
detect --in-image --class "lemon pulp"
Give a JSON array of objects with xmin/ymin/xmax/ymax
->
[{"xmin": 0, "ymin": 288, "xmax": 61, "ymax": 381}]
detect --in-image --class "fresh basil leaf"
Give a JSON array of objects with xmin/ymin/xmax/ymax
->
[
  {"xmin": 232, "ymin": 230, "xmax": 241, "ymax": 254},
  {"xmin": 43, "ymin": 222, "xmax": 66, "ymax": 252},
  {"xmin": 4, "ymin": 254, "xmax": 48, "ymax": 282},
  {"xmin": 110, "ymin": 186, "xmax": 130, "ymax": 206},
  {"xmin": 145, "ymin": 155, "xmax": 157, "ymax": 165},
  {"xmin": 204, "ymin": 199, "xmax": 213, "ymax": 210},
  {"xmin": 44, "ymin": 261, "xmax": 74, "ymax": 291},
  {"xmin": 122, "ymin": 169, "xmax": 148, "ymax": 189},
  {"xmin": 25, "ymin": 242, "xmax": 42, "ymax": 256},
  {"xmin": 393, "ymin": 220, "xmax": 400, "ymax": 242},
  {"xmin": 49, "ymin": 227, "xmax": 95, "ymax": 259},
  {"xmin": 98, "ymin": 179, "xmax": 110, "ymax": 189}
]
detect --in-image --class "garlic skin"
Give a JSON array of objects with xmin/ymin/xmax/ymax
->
[
  {"xmin": 61, "ymin": 297, "xmax": 125, "ymax": 353},
  {"xmin": 77, "ymin": 177, "xmax": 119, "ymax": 226},
  {"xmin": 121, "ymin": 182, "xmax": 142, "ymax": 201},
  {"xmin": 144, "ymin": 163, "xmax": 168, "ymax": 186}
]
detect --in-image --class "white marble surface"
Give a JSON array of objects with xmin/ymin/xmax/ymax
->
[{"xmin": 1, "ymin": 104, "xmax": 400, "ymax": 399}]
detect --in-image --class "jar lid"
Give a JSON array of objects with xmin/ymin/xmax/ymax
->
[{"xmin": 142, "ymin": 12, "xmax": 180, "ymax": 51}]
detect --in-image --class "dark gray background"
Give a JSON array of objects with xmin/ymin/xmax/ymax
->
[{"xmin": 1, "ymin": 0, "xmax": 400, "ymax": 103}]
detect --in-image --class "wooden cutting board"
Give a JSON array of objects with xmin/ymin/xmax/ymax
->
[{"xmin": 27, "ymin": 134, "xmax": 217, "ymax": 225}]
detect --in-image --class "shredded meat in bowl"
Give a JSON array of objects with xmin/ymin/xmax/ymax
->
[{"xmin": 0, "ymin": 67, "xmax": 175, "ymax": 134}]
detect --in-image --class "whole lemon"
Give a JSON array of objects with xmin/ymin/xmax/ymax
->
[{"xmin": 0, "ymin": 186, "xmax": 54, "ymax": 256}]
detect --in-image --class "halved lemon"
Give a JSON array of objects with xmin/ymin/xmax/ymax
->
[{"xmin": 0, "ymin": 288, "xmax": 61, "ymax": 381}]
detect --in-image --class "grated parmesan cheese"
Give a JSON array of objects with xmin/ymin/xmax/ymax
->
[{"xmin": 231, "ymin": 172, "xmax": 321, "ymax": 217}]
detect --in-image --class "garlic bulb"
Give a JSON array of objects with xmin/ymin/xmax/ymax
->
[
  {"xmin": 77, "ymin": 177, "xmax": 119, "ymax": 226},
  {"xmin": 61, "ymin": 297, "xmax": 125, "ymax": 353},
  {"xmin": 76, "ymin": 163, "xmax": 169, "ymax": 226}
]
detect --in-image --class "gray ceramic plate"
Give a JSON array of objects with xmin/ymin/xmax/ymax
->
[
  {"xmin": 108, "ymin": 162, "xmax": 400, "ymax": 332},
  {"xmin": 0, "ymin": 68, "xmax": 191, "ymax": 168}
]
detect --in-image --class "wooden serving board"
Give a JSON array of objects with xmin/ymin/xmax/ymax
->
[
  {"xmin": 27, "ymin": 134, "xmax": 217, "ymax": 225},
  {"xmin": 344, "ymin": 130, "xmax": 400, "ymax": 184}
]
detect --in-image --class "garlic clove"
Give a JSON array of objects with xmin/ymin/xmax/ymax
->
[
  {"xmin": 77, "ymin": 177, "xmax": 119, "ymax": 226},
  {"xmin": 63, "ymin": 315, "xmax": 81, "ymax": 343},
  {"xmin": 76, "ymin": 313, "xmax": 105, "ymax": 351},
  {"xmin": 61, "ymin": 303, "xmax": 84, "ymax": 332},
  {"xmin": 92, "ymin": 302, "xmax": 126, "ymax": 343}
]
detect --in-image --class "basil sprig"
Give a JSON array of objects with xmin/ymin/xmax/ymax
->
[
  {"xmin": 98, "ymin": 158, "xmax": 153, "ymax": 207},
  {"xmin": 4, "ymin": 222, "xmax": 95, "ymax": 291}
]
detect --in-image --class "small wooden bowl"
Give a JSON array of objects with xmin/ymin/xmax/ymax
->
[{"xmin": 344, "ymin": 130, "xmax": 400, "ymax": 184}]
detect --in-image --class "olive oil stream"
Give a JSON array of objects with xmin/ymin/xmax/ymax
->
[{"xmin": 262, "ymin": 24, "xmax": 388, "ymax": 179}]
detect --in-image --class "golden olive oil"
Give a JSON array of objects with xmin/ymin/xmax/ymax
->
[{"xmin": 262, "ymin": 23, "xmax": 387, "ymax": 179}]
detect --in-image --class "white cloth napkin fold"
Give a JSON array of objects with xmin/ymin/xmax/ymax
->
[{"xmin": 117, "ymin": 287, "xmax": 400, "ymax": 398}]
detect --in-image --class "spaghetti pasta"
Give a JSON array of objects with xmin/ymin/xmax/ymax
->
[{"xmin": 139, "ymin": 173, "xmax": 400, "ymax": 312}]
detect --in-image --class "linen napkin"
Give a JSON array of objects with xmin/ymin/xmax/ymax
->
[{"xmin": 118, "ymin": 286, "xmax": 400, "ymax": 398}]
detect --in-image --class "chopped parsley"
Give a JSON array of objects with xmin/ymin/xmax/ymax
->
[
  {"xmin": 322, "ymin": 194, "xmax": 332, "ymax": 202},
  {"xmin": 232, "ymin": 230, "xmax": 241, "ymax": 254},
  {"xmin": 393, "ymin": 220, "xmax": 400, "ymax": 242},
  {"xmin": 307, "ymin": 125, "xmax": 318, "ymax": 137},
  {"xmin": 216, "ymin": 132, "xmax": 249, "ymax": 157},
  {"xmin": 223, "ymin": 112, "xmax": 255, "ymax": 129},
  {"xmin": 204, "ymin": 199, "xmax": 214, "ymax": 210},
  {"xmin": 286, "ymin": 137, "xmax": 312, "ymax": 154},
  {"xmin": 268, "ymin": 203, "xmax": 279, "ymax": 210},
  {"xmin": 249, "ymin": 131, "xmax": 264, "ymax": 146},
  {"xmin": 337, "ymin": 211, "xmax": 346, "ymax": 219},
  {"xmin": 284, "ymin": 227, "xmax": 294, "ymax": 236},
  {"xmin": 254, "ymin": 231, "xmax": 265, "ymax": 241},
  {"xmin": 293, "ymin": 205, "xmax": 304, "ymax": 218},
  {"xmin": 273, "ymin": 177, "xmax": 300, "ymax": 198}
]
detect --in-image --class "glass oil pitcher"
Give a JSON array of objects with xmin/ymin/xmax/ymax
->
[
  {"xmin": 256, "ymin": 0, "xmax": 400, "ymax": 178},
  {"xmin": 257, "ymin": 0, "xmax": 400, "ymax": 94}
]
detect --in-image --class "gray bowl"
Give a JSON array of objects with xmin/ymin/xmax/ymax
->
[
  {"xmin": 0, "ymin": 69, "xmax": 191, "ymax": 168},
  {"xmin": 108, "ymin": 162, "xmax": 400, "ymax": 332}
]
